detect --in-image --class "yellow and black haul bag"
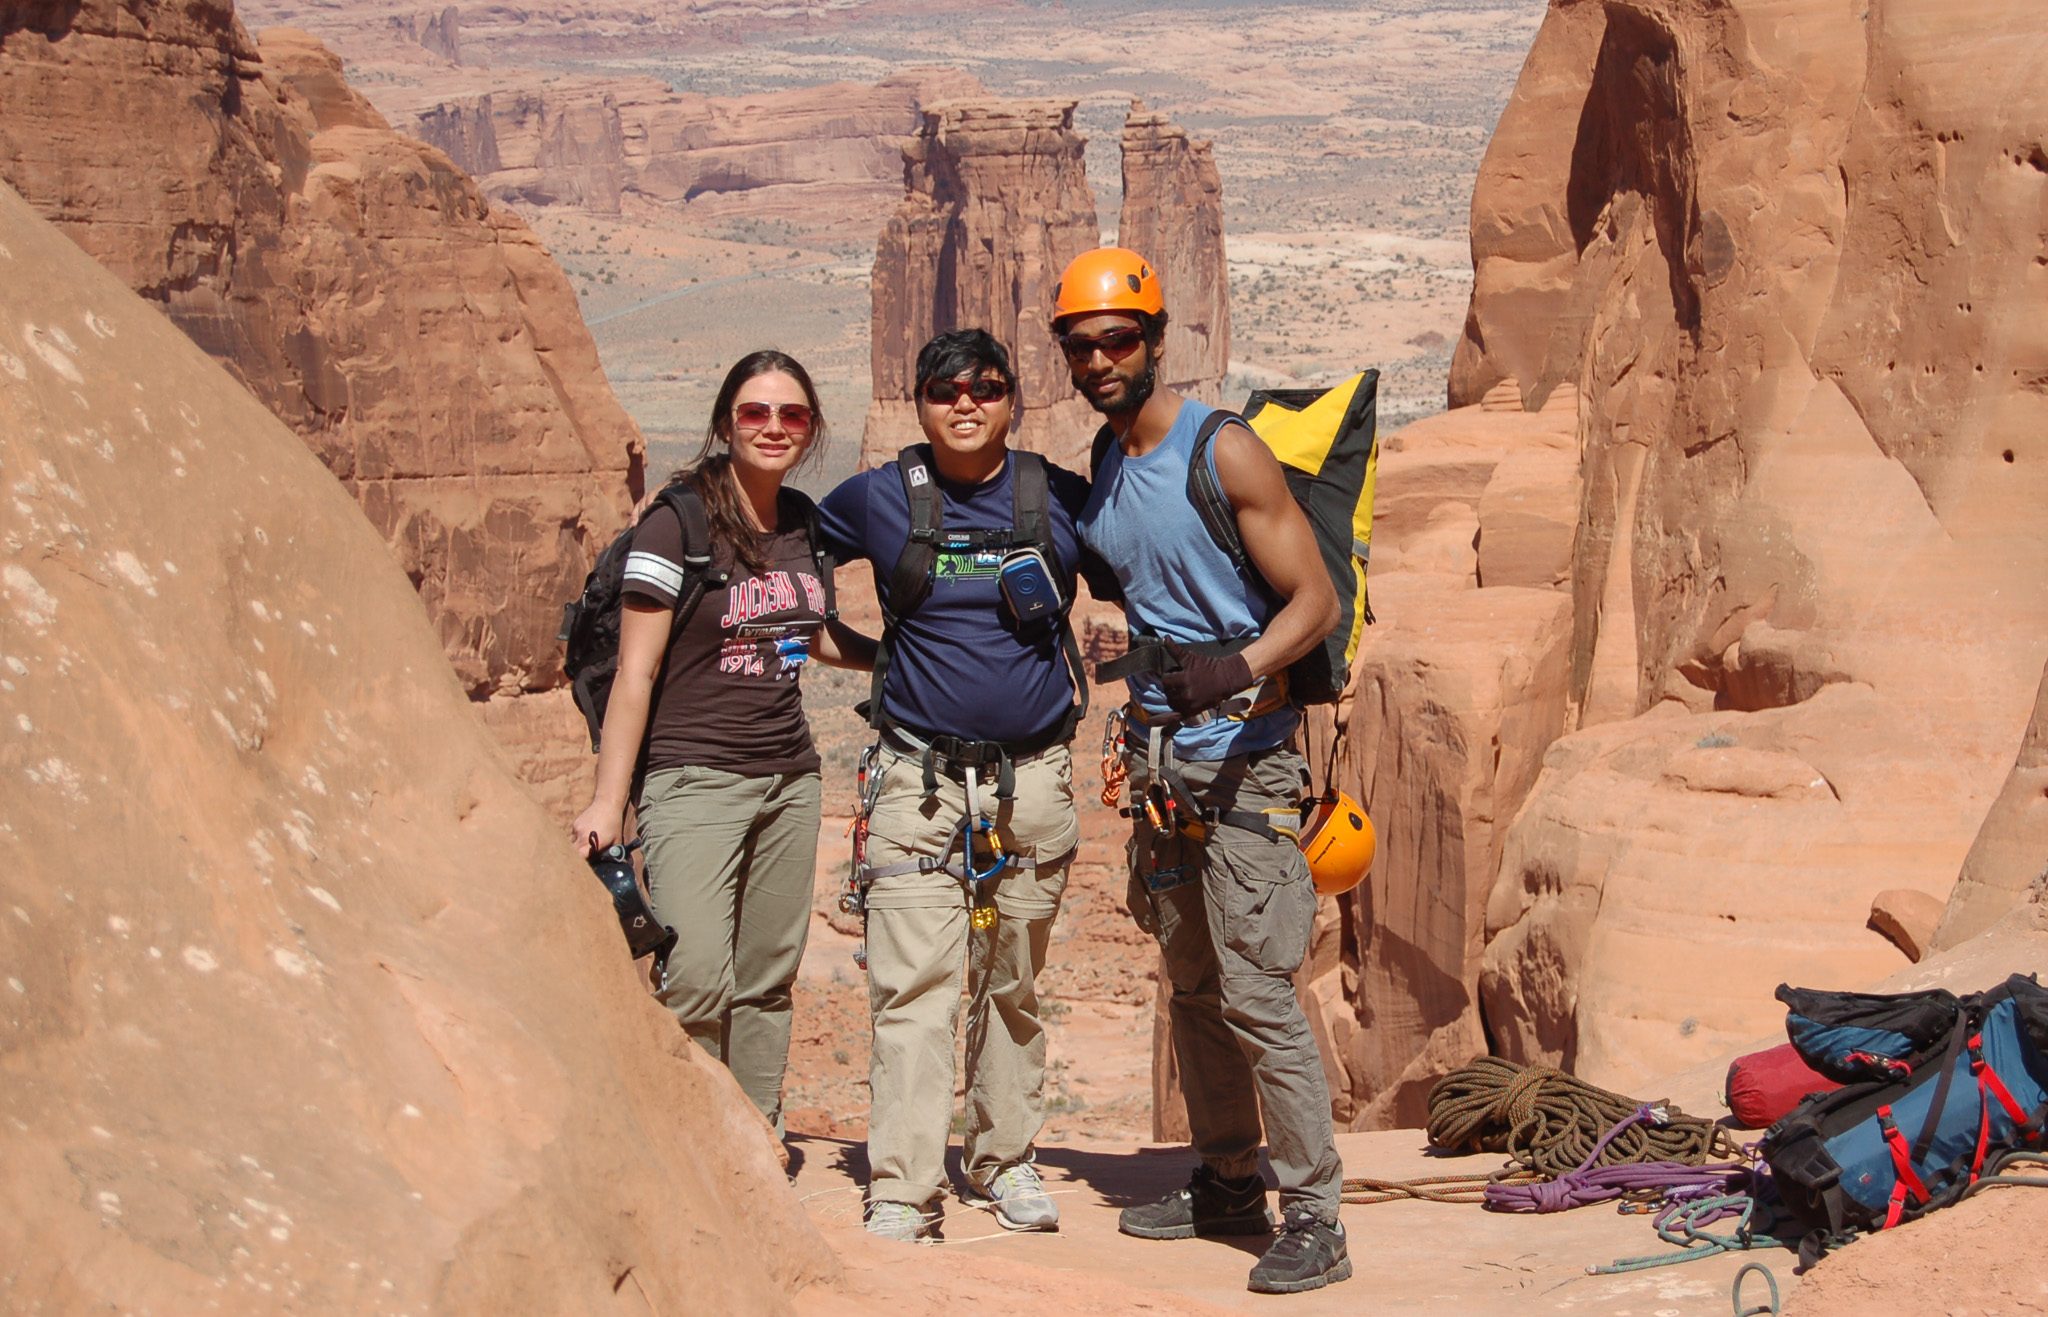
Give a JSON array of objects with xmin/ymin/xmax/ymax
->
[{"xmin": 1087, "ymin": 369, "xmax": 1379, "ymax": 704}]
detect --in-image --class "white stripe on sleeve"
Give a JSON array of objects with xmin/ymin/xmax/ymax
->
[{"xmin": 623, "ymin": 551, "xmax": 687, "ymax": 596}]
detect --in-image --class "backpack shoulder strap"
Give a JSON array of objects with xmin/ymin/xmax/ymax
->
[
  {"xmin": 863, "ymin": 447, "xmax": 941, "ymax": 730},
  {"xmin": 1008, "ymin": 449, "xmax": 1088, "ymax": 730},
  {"xmin": 1186, "ymin": 409, "xmax": 1253, "ymax": 574},
  {"xmin": 1088, "ymin": 423, "xmax": 1118, "ymax": 480},
  {"xmin": 782, "ymin": 487, "xmax": 837, "ymax": 622},
  {"xmin": 1010, "ymin": 449, "xmax": 1051, "ymax": 557},
  {"xmin": 884, "ymin": 443, "xmax": 942, "ymax": 620},
  {"xmin": 654, "ymin": 482, "xmax": 726, "ymax": 626}
]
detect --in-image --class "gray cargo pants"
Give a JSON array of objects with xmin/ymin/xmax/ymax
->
[
  {"xmin": 861, "ymin": 741, "xmax": 1078, "ymax": 1208},
  {"xmin": 637, "ymin": 764, "xmax": 820, "ymax": 1135},
  {"xmin": 1126, "ymin": 745, "xmax": 1343, "ymax": 1220}
]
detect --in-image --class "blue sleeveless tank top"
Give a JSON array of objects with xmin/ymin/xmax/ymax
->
[{"xmin": 1078, "ymin": 399, "xmax": 1300, "ymax": 760}]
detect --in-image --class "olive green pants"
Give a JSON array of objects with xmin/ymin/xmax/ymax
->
[
  {"xmin": 1127, "ymin": 746, "xmax": 1343, "ymax": 1220},
  {"xmin": 861, "ymin": 742, "xmax": 1078, "ymax": 1208},
  {"xmin": 638, "ymin": 764, "xmax": 820, "ymax": 1134}
]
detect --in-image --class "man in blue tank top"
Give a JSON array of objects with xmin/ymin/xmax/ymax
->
[
  {"xmin": 1055, "ymin": 247, "xmax": 1351, "ymax": 1295},
  {"xmin": 817, "ymin": 330, "xmax": 1091, "ymax": 1243}
]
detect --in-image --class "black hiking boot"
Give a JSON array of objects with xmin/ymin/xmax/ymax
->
[
  {"xmin": 1247, "ymin": 1208, "xmax": 1352, "ymax": 1295},
  {"xmin": 1118, "ymin": 1164, "xmax": 1276, "ymax": 1240}
]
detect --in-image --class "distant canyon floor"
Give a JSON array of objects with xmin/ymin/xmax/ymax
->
[{"xmin": 239, "ymin": 0, "xmax": 1545, "ymax": 485}]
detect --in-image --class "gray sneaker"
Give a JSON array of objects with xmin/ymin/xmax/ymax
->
[
  {"xmin": 863, "ymin": 1201, "xmax": 930, "ymax": 1242},
  {"xmin": 973, "ymin": 1161, "xmax": 1059, "ymax": 1231}
]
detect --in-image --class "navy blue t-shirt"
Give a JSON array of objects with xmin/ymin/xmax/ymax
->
[{"xmin": 818, "ymin": 451, "xmax": 1090, "ymax": 743}]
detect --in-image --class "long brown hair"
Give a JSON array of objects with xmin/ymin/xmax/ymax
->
[{"xmin": 668, "ymin": 350, "xmax": 827, "ymax": 574}]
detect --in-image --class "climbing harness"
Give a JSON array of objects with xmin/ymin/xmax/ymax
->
[
  {"xmin": 1112, "ymin": 711, "xmax": 1303, "ymax": 850},
  {"xmin": 849, "ymin": 734, "xmax": 1072, "ymax": 938}
]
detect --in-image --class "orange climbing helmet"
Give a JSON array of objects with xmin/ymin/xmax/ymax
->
[
  {"xmin": 1052, "ymin": 246, "xmax": 1164, "ymax": 323},
  {"xmin": 1298, "ymin": 790, "xmax": 1376, "ymax": 896}
]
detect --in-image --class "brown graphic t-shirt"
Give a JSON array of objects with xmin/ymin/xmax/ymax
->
[{"xmin": 621, "ymin": 501, "xmax": 826, "ymax": 776}]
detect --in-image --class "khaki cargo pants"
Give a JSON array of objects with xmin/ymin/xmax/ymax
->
[
  {"xmin": 1127, "ymin": 745, "xmax": 1343, "ymax": 1220},
  {"xmin": 862, "ymin": 741, "xmax": 1079, "ymax": 1209},
  {"xmin": 637, "ymin": 764, "xmax": 821, "ymax": 1135}
]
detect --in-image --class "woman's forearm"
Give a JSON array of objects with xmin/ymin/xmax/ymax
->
[{"xmin": 587, "ymin": 672, "xmax": 655, "ymax": 814}]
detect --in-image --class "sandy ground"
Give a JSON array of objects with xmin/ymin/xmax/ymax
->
[
  {"xmin": 777, "ymin": 761, "xmax": 1810, "ymax": 1316},
  {"xmin": 788, "ymin": 1126, "xmax": 1806, "ymax": 1315}
]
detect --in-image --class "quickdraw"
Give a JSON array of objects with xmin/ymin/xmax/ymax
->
[
  {"xmin": 1099, "ymin": 706, "xmax": 1129, "ymax": 808},
  {"xmin": 960, "ymin": 762, "xmax": 1007, "ymax": 930},
  {"xmin": 839, "ymin": 743, "xmax": 884, "ymax": 969}
]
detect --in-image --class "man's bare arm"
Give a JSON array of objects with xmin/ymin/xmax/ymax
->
[{"xmin": 1211, "ymin": 423, "xmax": 1339, "ymax": 682}]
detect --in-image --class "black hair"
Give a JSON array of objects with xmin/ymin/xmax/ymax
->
[
  {"xmin": 914, "ymin": 328, "xmax": 1019, "ymax": 402},
  {"xmin": 669, "ymin": 349, "xmax": 826, "ymax": 574},
  {"xmin": 1136, "ymin": 310, "xmax": 1170, "ymax": 347}
]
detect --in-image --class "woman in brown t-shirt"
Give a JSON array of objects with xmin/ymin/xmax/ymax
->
[{"xmin": 571, "ymin": 350, "xmax": 874, "ymax": 1133}]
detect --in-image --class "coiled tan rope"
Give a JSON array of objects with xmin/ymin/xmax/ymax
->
[{"xmin": 1424, "ymin": 1057, "xmax": 1739, "ymax": 1176}]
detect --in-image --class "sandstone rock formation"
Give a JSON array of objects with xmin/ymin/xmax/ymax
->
[
  {"xmin": 863, "ymin": 99, "xmax": 1232, "ymax": 473},
  {"xmin": 1867, "ymin": 887, "xmax": 1944, "ymax": 963},
  {"xmin": 1933, "ymin": 661, "xmax": 2048, "ymax": 952},
  {"xmin": 864, "ymin": 99, "xmax": 1102, "ymax": 469},
  {"xmin": 0, "ymin": 179, "xmax": 828, "ymax": 1310},
  {"xmin": 1297, "ymin": 385, "xmax": 1581, "ymax": 1127},
  {"xmin": 419, "ymin": 83, "xmax": 630, "ymax": 212},
  {"xmin": 409, "ymin": 70, "xmax": 982, "ymax": 233},
  {"xmin": 1117, "ymin": 101, "xmax": 1228, "ymax": 406},
  {"xmin": 0, "ymin": 2, "xmax": 640, "ymax": 712},
  {"xmin": 1435, "ymin": 0, "xmax": 2048, "ymax": 1094}
]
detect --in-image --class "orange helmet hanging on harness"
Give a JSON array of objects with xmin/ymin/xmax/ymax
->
[{"xmin": 1298, "ymin": 790, "xmax": 1375, "ymax": 896}]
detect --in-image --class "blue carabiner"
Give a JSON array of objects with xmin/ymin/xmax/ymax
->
[{"xmin": 957, "ymin": 814, "xmax": 1010, "ymax": 884}]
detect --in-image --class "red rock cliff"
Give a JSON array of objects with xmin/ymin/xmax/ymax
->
[
  {"xmin": 1356, "ymin": 0, "xmax": 2048, "ymax": 1098},
  {"xmin": 0, "ymin": 2, "xmax": 640, "ymax": 709},
  {"xmin": 409, "ymin": 69, "xmax": 982, "ymax": 236},
  {"xmin": 1117, "ymin": 100, "xmax": 1229, "ymax": 405},
  {"xmin": 0, "ymin": 176, "xmax": 827, "ymax": 1310},
  {"xmin": 864, "ymin": 99, "xmax": 1102, "ymax": 470}
]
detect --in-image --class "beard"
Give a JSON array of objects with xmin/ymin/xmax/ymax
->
[{"xmin": 1093, "ymin": 355, "xmax": 1157, "ymax": 417}]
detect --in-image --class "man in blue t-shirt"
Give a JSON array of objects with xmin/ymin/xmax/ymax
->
[{"xmin": 816, "ymin": 329, "xmax": 1090, "ymax": 1242}]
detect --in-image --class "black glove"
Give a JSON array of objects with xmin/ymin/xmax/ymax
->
[{"xmin": 1158, "ymin": 641, "xmax": 1253, "ymax": 716}]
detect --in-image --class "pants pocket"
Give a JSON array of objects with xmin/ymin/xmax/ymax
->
[
  {"xmin": 1219, "ymin": 848, "xmax": 1316, "ymax": 975},
  {"xmin": 1123, "ymin": 837, "xmax": 1158, "ymax": 935}
]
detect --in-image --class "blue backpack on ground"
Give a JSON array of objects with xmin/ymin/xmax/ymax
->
[
  {"xmin": 1761, "ymin": 974, "xmax": 2048, "ymax": 1263},
  {"xmin": 1775, "ymin": 983, "xmax": 1962, "ymax": 1083}
]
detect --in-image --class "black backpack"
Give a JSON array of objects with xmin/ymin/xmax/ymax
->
[
  {"xmin": 1761, "ymin": 974, "xmax": 2048, "ymax": 1263},
  {"xmin": 861, "ymin": 444, "xmax": 1086, "ymax": 742},
  {"xmin": 558, "ymin": 483, "xmax": 833, "ymax": 753}
]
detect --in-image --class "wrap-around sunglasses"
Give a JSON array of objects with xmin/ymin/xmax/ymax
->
[{"xmin": 920, "ymin": 376, "xmax": 1014, "ymax": 406}]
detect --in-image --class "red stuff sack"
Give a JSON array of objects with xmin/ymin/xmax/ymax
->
[{"xmin": 1726, "ymin": 1043, "xmax": 1842, "ymax": 1129}]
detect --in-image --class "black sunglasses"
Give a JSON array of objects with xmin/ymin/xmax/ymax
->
[
  {"xmin": 1058, "ymin": 327, "xmax": 1147, "ymax": 363},
  {"xmin": 920, "ymin": 376, "xmax": 1013, "ymax": 406}
]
